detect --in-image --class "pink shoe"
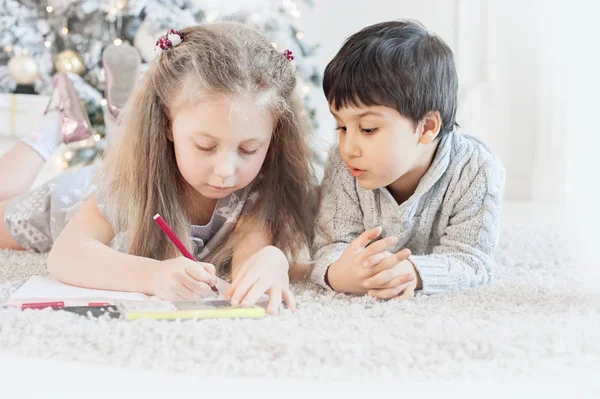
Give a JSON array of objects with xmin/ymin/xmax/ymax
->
[
  {"xmin": 45, "ymin": 72, "xmax": 92, "ymax": 144},
  {"xmin": 102, "ymin": 42, "xmax": 141, "ymax": 119}
]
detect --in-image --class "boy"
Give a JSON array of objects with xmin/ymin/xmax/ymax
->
[{"xmin": 312, "ymin": 20, "xmax": 505, "ymax": 299}]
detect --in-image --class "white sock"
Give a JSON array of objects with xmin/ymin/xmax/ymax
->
[
  {"xmin": 102, "ymin": 106, "xmax": 123, "ymax": 144},
  {"xmin": 21, "ymin": 90, "xmax": 62, "ymax": 161}
]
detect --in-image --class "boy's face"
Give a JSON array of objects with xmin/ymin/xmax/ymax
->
[{"xmin": 331, "ymin": 104, "xmax": 427, "ymax": 191}]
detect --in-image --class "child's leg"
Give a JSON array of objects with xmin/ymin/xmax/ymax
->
[
  {"xmin": 102, "ymin": 42, "xmax": 140, "ymax": 144},
  {"xmin": 103, "ymin": 107, "xmax": 123, "ymax": 144},
  {"xmin": 0, "ymin": 91, "xmax": 62, "ymax": 201},
  {"xmin": 0, "ymin": 142, "xmax": 46, "ymax": 201},
  {"xmin": 0, "ymin": 74, "xmax": 93, "ymax": 201},
  {"xmin": 0, "ymin": 163, "xmax": 99, "ymax": 253},
  {"xmin": 0, "ymin": 198, "xmax": 26, "ymax": 250}
]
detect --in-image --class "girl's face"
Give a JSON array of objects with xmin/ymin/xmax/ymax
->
[
  {"xmin": 170, "ymin": 94, "xmax": 274, "ymax": 199},
  {"xmin": 331, "ymin": 104, "xmax": 423, "ymax": 191}
]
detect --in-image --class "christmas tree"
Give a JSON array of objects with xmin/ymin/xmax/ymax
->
[{"xmin": 0, "ymin": 0, "xmax": 320, "ymax": 168}]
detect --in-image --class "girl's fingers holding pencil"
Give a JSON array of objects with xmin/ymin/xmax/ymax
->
[
  {"xmin": 181, "ymin": 275, "xmax": 212, "ymax": 297},
  {"xmin": 185, "ymin": 263, "xmax": 217, "ymax": 286},
  {"xmin": 173, "ymin": 277, "xmax": 197, "ymax": 300},
  {"xmin": 199, "ymin": 262, "xmax": 216, "ymax": 276}
]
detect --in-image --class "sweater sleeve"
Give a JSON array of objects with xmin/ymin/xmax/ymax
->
[
  {"xmin": 409, "ymin": 154, "xmax": 506, "ymax": 295},
  {"xmin": 311, "ymin": 147, "xmax": 365, "ymax": 289}
]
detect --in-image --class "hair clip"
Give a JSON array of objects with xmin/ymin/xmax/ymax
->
[
  {"xmin": 283, "ymin": 49, "xmax": 294, "ymax": 61},
  {"xmin": 155, "ymin": 29, "xmax": 183, "ymax": 55}
]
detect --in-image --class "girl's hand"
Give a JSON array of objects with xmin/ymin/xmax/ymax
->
[
  {"xmin": 150, "ymin": 256, "xmax": 217, "ymax": 301},
  {"xmin": 226, "ymin": 246, "xmax": 296, "ymax": 315}
]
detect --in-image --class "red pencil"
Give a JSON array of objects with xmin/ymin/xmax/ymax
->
[{"xmin": 153, "ymin": 213, "xmax": 219, "ymax": 294}]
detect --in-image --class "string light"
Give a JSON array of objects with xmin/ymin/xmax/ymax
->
[
  {"xmin": 271, "ymin": 42, "xmax": 278, "ymax": 49},
  {"xmin": 64, "ymin": 151, "xmax": 73, "ymax": 160},
  {"xmin": 296, "ymin": 32, "xmax": 304, "ymax": 39},
  {"xmin": 206, "ymin": 10, "xmax": 220, "ymax": 22},
  {"xmin": 113, "ymin": 38, "xmax": 123, "ymax": 46},
  {"xmin": 100, "ymin": 99, "xmax": 108, "ymax": 106},
  {"xmin": 4, "ymin": 46, "xmax": 13, "ymax": 53},
  {"xmin": 44, "ymin": 40, "xmax": 51, "ymax": 48},
  {"xmin": 302, "ymin": 86, "xmax": 310, "ymax": 94},
  {"xmin": 93, "ymin": 134, "xmax": 102, "ymax": 142},
  {"xmin": 46, "ymin": 6, "xmax": 53, "ymax": 13},
  {"xmin": 62, "ymin": 26, "xmax": 69, "ymax": 35},
  {"xmin": 55, "ymin": 157, "xmax": 67, "ymax": 168},
  {"xmin": 116, "ymin": 1, "xmax": 125, "ymax": 9},
  {"xmin": 284, "ymin": 0, "xmax": 300, "ymax": 17}
]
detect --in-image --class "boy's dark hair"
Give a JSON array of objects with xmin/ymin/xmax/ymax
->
[{"xmin": 323, "ymin": 20, "xmax": 459, "ymax": 136}]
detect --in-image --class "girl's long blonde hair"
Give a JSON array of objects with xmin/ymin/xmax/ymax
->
[{"xmin": 101, "ymin": 22, "xmax": 318, "ymax": 280}]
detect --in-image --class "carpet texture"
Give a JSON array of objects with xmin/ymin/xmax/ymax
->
[{"xmin": 1, "ymin": 224, "xmax": 599, "ymax": 382}]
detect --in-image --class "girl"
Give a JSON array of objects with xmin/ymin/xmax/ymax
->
[{"xmin": 2, "ymin": 22, "xmax": 317, "ymax": 314}]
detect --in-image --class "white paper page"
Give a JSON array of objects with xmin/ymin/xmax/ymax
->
[
  {"xmin": 6, "ymin": 276, "xmax": 152, "ymax": 304},
  {"xmin": 5, "ymin": 275, "xmax": 266, "ymax": 306}
]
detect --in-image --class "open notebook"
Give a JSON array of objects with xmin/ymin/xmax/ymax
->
[{"xmin": 5, "ymin": 276, "xmax": 267, "ymax": 320}]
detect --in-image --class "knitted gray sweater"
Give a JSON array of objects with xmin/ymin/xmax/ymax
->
[{"xmin": 311, "ymin": 131, "xmax": 506, "ymax": 295}]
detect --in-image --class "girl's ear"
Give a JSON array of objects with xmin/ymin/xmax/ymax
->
[
  {"xmin": 167, "ymin": 128, "xmax": 174, "ymax": 142},
  {"xmin": 418, "ymin": 111, "xmax": 442, "ymax": 145}
]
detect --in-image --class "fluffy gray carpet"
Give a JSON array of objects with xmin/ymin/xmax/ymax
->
[{"xmin": 0, "ymin": 224, "xmax": 599, "ymax": 382}]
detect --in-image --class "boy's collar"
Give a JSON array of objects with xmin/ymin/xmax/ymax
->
[{"xmin": 378, "ymin": 131, "xmax": 454, "ymax": 203}]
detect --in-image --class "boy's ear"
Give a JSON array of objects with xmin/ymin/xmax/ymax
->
[{"xmin": 418, "ymin": 111, "xmax": 442, "ymax": 145}]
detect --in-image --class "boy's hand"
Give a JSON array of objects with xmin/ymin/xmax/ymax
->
[
  {"xmin": 364, "ymin": 258, "xmax": 422, "ymax": 300},
  {"xmin": 327, "ymin": 226, "xmax": 414, "ymax": 294}
]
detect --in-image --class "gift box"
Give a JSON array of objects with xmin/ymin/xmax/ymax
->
[{"xmin": 0, "ymin": 93, "xmax": 51, "ymax": 139}]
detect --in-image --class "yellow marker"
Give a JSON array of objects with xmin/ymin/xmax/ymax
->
[{"xmin": 119, "ymin": 299, "xmax": 266, "ymax": 320}]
